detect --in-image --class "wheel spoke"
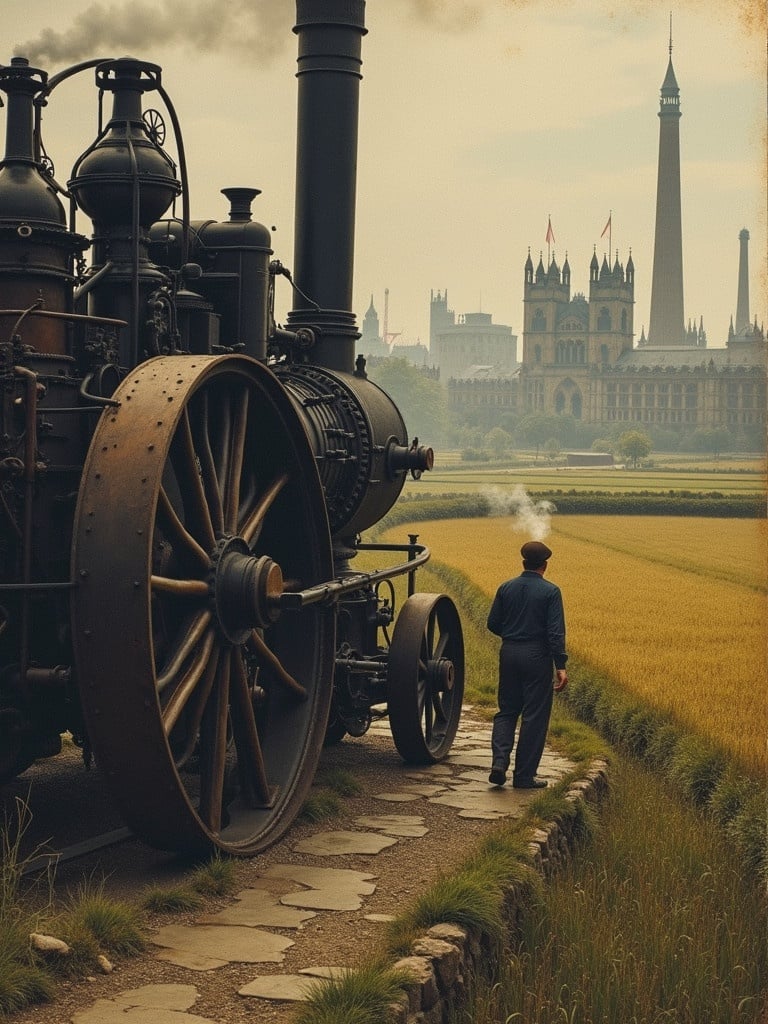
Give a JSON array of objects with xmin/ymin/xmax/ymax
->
[
  {"xmin": 162, "ymin": 629, "xmax": 217, "ymax": 736},
  {"xmin": 170, "ymin": 407, "xmax": 216, "ymax": 551},
  {"xmin": 151, "ymin": 576, "xmax": 210, "ymax": 598},
  {"xmin": 198, "ymin": 647, "xmax": 231, "ymax": 834},
  {"xmin": 230, "ymin": 650, "xmax": 272, "ymax": 806},
  {"xmin": 240, "ymin": 472, "xmax": 288, "ymax": 547},
  {"xmin": 434, "ymin": 631, "xmax": 449, "ymax": 660},
  {"xmin": 157, "ymin": 486, "xmax": 210, "ymax": 572},
  {"xmin": 191, "ymin": 391, "xmax": 224, "ymax": 537},
  {"xmin": 156, "ymin": 609, "xmax": 213, "ymax": 693},
  {"xmin": 250, "ymin": 629, "xmax": 308, "ymax": 700},
  {"xmin": 225, "ymin": 386, "xmax": 249, "ymax": 534}
]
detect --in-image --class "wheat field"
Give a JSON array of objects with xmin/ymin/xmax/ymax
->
[{"xmin": 381, "ymin": 516, "xmax": 767, "ymax": 776}]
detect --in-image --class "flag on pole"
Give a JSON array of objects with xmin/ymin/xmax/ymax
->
[
  {"xmin": 545, "ymin": 216, "xmax": 555, "ymax": 244},
  {"xmin": 601, "ymin": 213, "xmax": 612, "ymax": 238}
]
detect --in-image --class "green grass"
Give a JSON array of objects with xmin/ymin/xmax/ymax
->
[
  {"xmin": 141, "ymin": 886, "xmax": 204, "ymax": 914},
  {"xmin": 301, "ymin": 790, "xmax": 344, "ymax": 822},
  {"xmin": 292, "ymin": 961, "xmax": 416, "ymax": 1024},
  {"xmin": 453, "ymin": 759, "xmax": 767, "ymax": 1024},
  {"xmin": 189, "ymin": 853, "xmax": 237, "ymax": 897}
]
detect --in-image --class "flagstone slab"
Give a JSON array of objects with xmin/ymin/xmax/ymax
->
[
  {"xmin": 72, "ymin": 984, "xmax": 217, "ymax": 1023},
  {"xmin": 238, "ymin": 975, "xmax": 319, "ymax": 1001},
  {"xmin": 197, "ymin": 889, "xmax": 316, "ymax": 929},
  {"xmin": 73, "ymin": 1002, "xmax": 218, "ymax": 1024},
  {"xmin": 280, "ymin": 888, "xmax": 366, "ymax": 911},
  {"xmin": 262, "ymin": 864, "xmax": 377, "ymax": 894},
  {"xmin": 364, "ymin": 912, "xmax": 397, "ymax": 922},
  {"xmin": 445, "ymin": 751, "xmax": 493, "ymax": 768},
  {"xmin": 429, "ymin": 788, "xmax": 530, "ymax": 818},
  {"xmin": 354, "ymin": 814, "xmax": 428, "ymax": 837},
  {"xmin": 152, "ymin": 925, "xmax": 293, "ymax": 967},
  {"xmin": 397, "ymin": 783, "xmax": 447, "ymax": 797},
  {"xmin": 300, "ymin": 966, "xmax": 354, "ymax": 979},
  {"xmin": 293, "ymin": 830, "xmax": 398, "ymax": 855}
]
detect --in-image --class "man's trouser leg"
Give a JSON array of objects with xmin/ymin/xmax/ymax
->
[
  {"xmin": 512, "ymin": 646, "xmax": 554, "ymax": 785},
  {"xmin": 490, "ymin": 643, "xmax": 523, "ymax": 770}
]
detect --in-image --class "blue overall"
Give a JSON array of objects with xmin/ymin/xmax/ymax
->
[{"xmin": 487, "ymin": 571, "xmax": 567, "ymax": 785}]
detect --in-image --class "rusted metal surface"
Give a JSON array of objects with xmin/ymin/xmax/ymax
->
[{"xmin": 71, "ymin": 355, "xmax": 336, "ymax": 855}]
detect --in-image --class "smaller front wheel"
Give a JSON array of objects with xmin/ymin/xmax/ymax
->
[{"xmin": 387, "ymin": 593, "xmax": 464, "ymax": 763}]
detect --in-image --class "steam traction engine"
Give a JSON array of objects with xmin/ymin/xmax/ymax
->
[{"xmin": 0, "ymin": 1, "xmax": 464, "ymax": 855}]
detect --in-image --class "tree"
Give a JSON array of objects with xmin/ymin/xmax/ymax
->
[
  {"xmin": 689, "ymin": 427, "xmax": 732, "ymax": 459},
  {"xmin": 617, "ymin": 429, "xmax": 652, "ymax": 468},
  {"xmin": 516, "ymin": 413, "xmax": 561, "ymax": 459},
  {"xmin": 369, "ymin": 358, "xmax": 447, "ymax": 445},
  {"xmin": 484, "ymin": 426, "xmax": 513, "ymax": 458},
  {"xmin": 544, "ymin": 437, "xmax": 561, "ymax": 464}
]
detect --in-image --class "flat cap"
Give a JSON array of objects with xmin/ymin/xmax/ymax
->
[{"xmin": 520, "ymin": 540, "xmax": 552, "ymax": 566}]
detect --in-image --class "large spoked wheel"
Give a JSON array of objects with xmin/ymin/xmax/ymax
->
[
  {"xmin": 71, "ymin": 355, "xmax": 335, "ymax": 856},
  {"xmin": 387, "ymin": 593, "xmax": 464, "ymax": 764}
]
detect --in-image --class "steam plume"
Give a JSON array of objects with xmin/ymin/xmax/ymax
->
[{"xmin": 483, "ymin": 484, "xmax": 554, "ymax": 541}]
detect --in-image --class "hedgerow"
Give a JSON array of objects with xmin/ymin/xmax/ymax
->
[{"xmin": 384, "ymin": 491, "xmax": 764, "ymax": 523}]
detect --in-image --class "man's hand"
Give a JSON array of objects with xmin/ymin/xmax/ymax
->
[{"xmin": 554, "ymin": 669, "xmax": 568, "ymax": 692}]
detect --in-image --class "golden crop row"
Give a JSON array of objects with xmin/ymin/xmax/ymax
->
[{"xmin": 383, "ymin": 516, "xmax": 767, "ymax": 777}]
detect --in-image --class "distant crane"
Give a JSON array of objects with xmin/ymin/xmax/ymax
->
[{"xmin": 383, "ymin": 287, "xmax": 402, "ymax": 348}]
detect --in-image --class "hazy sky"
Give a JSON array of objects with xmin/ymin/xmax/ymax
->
[{"xmin": 6, "ymin": 0, "xmax": 766, "ymax": 350}]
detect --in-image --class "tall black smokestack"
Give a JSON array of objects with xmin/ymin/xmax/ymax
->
[{"xmin": 287, "ymin": 0, "xmax": 366, "ymax": 373}]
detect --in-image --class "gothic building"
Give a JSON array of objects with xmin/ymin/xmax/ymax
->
[{"xmin": 516, "ymin": 42, "xmax": 766, "ymax": 438}]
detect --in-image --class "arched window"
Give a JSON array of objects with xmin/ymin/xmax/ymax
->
[
  {"xmin": 555, "ymin": 391, "xmax": 565, "ymax": 413},
  {"xmin": 621, "ymin": 309, "xmax": 628, "ymax": 332},
  {"xmin": 600, "ymin": 344, "xmax": 609, "ymax": 364},
  {"xmin": 532, "ymin": 309, "xmax": 546, "ymax": 331},
  {"xmin": 534, "ymin": 344, "xmax": 542, "ymax": 363},
  {"xmin": 597, "ymin": 307, "xmax": 611, "ymax": 331},
  {"xmin": 571, "ymin": 392, "xmax": 582, "ymax": 418}
]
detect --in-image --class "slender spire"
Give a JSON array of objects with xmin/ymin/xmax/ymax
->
[{"xmin": 648, "ymin": 26, "xmax": 685, "ymax": 345}]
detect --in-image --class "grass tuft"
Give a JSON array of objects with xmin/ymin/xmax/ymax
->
[
  {"xmin": 668, "ymin": 734, "xmax": 727, "ymax": 806},
  {"xmin": 301, "ymin": 790, "xmax": 344, "ymax": 822},
  {"xmin": 386, "ymin": 869, "xmax": 506, "ymax": 957},
  {"xmin": 189, "ymin": 853, "xmax": 237, "ymax": 897},
  {"xmin": 141, "ymin": 885, "xmax": 204, "ymax": 914},
  {"xmin": 55, "ymin": 876, "xmax": 145, "ymax": 970},
  {"xmin": 293, "ymin": 961, "xmax": 415, "ymax": 1024},
  {"xmin": 316, "ymin": 768, "xmax": 364, "ymax": 798}
]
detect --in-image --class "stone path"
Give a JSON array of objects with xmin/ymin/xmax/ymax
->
[{"xmin": 69, "ymin": 711, "xmax": 575, "ymax": 1023}]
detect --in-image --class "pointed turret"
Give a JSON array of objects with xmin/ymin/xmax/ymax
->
[
  {"xmin": 562, "ymin": 253, "xmax": 570, "ymax": 287},
  {"xmin": 524, "ymin": 247, "xmax": 534, "ymax": 284},
  {"xmin": 535, "ymin": 254, "xmax": 546, "ymax": 283},
  {"xmin": 590, "ymin": 247, "xmax": 599, "ymax": 284}
]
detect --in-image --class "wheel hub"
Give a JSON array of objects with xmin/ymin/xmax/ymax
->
[
  {"xmin": 427, "ymin": 657, "xmax": 454, "ymax": 692},
  {"xmin": 213, "ymin": 536, "xmax": 284, "ymax": 643}
]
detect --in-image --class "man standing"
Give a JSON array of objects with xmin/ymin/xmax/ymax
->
[{"xmin": 486, "ymin": 540, "xmax": 568, "ymax": 789}]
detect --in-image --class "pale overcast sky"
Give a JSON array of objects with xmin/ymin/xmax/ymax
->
[{"xmin": 6, "ymin": 0, "xmax": 766, "ymax": 350}]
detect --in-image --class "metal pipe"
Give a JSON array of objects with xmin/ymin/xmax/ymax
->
[
  {"xmin": 287, "ymin": 0, "xmax": 366, "ymax": 372},
  {"xmin": 278, "ymin": 541, "xmax": 429, "ymax": 610}
]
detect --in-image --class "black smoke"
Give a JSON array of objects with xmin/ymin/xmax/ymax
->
[{"xmin": 15, "ymin": 0, "xmax": 292, "ymax": 65}]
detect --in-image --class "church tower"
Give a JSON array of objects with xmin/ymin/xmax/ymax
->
[
  {"xmin": 648, "ymin": 29, "xmax": 686, "ymax": 346},
  {"xmin": 430, "ymin": 289, "xmax": 455, "ymax": 349}
]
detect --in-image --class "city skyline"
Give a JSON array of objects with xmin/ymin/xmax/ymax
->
[{"xmin": 5, "ymin": 0, "xmax": 765, "ymax": 350}]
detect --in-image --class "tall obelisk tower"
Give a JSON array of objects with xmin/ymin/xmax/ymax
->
[
  {"xmin": 648, "ymin": 28, "xmax": 686, "ymax": 346},
  {"xmin": 735, "ymin": 228, "xmax": 751, "ymax": 332}
]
